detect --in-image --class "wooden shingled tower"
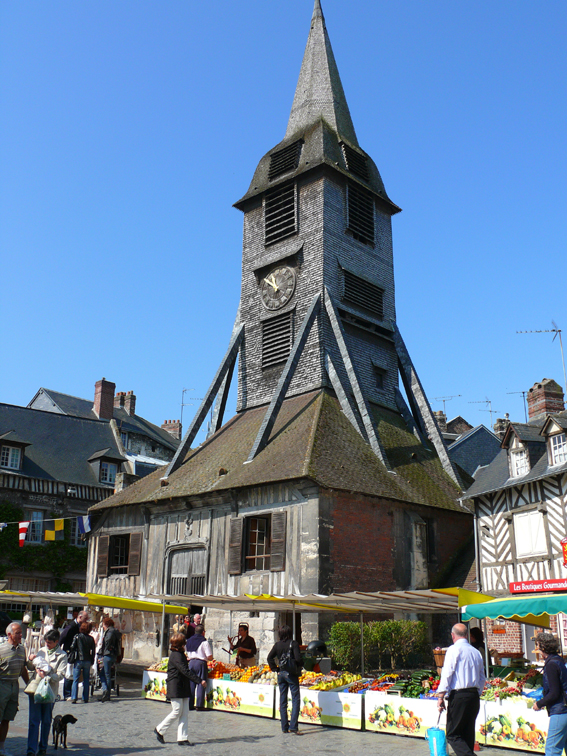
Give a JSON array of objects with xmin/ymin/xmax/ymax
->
[
  {"xmin": 89, "ymin": 2, "xmax": 472, "ymax": 646},
  {"xmin": 161, "ymin": 0, "xmax": 461, "ymax": 487}
]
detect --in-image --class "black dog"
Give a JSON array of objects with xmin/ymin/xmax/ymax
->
[{"xmin": 52, "ymin": 714, "xmax": 77, "ymax": 749}]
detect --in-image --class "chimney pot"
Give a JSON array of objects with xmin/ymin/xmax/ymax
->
[
  {"xmin": 526, "ymin": 378, "xmax": 565, "ymax": 420},
  {"xmin": 161, "ymin": 419, "xmax": 182, "ymax": 441},
  {"xmin": 124, "ymin": 391, "xmax": 137, "ymax": 417}
]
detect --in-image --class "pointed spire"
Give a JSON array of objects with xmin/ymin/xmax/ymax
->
[{"xmin": 285, "ymin": 0, "xmax": 358, "ymax": 145}]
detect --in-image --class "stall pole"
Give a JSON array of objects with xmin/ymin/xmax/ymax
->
[
  {"xmin": 160, "ymin": 600, "xmax": 166, "ymax": 656},
  {"xmin": 292, "ymin": 602, "xmax": 296, "ymax": 641},
  {"xmin": 483, "ymin": 617, "xmax": 490, "ymax": 673},
  {"xmin": 360, "ymin": 613, "xmax": 365, "ymax": 677}
]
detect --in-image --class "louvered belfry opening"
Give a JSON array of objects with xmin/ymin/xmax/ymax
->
[
  {"xmin": 265, "ymin": 181, "xmax": 297, "ymax": 245},
  {"xmin": 268, "ymin": 140, "xmax": 303, "ymax": 181},
  {"xmin": 347, "ymin": 183, "xmax": 375, "ymax": 245},
  {"xmin": 262, "ymin": 311, "xmax": 293, "ymax": 369},
  {"xmin": 341, "ymin": 142, "xmax": 369, "ymax": 181},
  {"xmin": 342, "ymin": 269, "xmax": 384, "ymax": 319}
]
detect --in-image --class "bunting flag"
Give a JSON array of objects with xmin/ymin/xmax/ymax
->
[
  {"xmin": 44, "ymin": 519, "xmax": 65, "ymax": 541},
  {"xmin": 18, "ymin": 521, "xmax": 30, "ymax": 547},
  {"xmin": 0, "ymin": 523, "xmax": 7, "ymax": 532},
  {"xmin": 77, "ymin": 516, "xmax": 91, "ymax": 535}
]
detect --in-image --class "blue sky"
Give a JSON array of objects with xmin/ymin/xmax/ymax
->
[{"xmin": 1, "ymin": 0, "xmax": 566, "ymax": 442}]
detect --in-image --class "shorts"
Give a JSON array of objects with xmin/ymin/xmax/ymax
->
[{"xmin": 0, "ymin": 680, "xmax": 19, "ymax": 721}]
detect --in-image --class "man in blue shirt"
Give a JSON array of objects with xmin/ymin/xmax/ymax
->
[{"xmin": 437, "ymin": 623, "xmax": 486, "ymax": 756}]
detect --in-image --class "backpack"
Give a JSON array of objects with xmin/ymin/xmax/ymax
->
[{"xmin": 279, "ymin": 641, "xmax": 300, "ymax": 676}]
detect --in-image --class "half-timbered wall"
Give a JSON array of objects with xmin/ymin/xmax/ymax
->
[{"xmin": 476, "ymin": 472, "xmax": 567, "ymax": 594}]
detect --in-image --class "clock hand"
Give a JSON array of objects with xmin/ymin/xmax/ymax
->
[
  {"xmin": 264, "ymin": 277, "xmax": 278, "ymax": 291},
  {"xmin": 269, "ymin": 274, "xmax": 279, "ymax": 292}
]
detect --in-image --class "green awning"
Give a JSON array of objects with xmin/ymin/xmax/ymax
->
[{"xmin": 462, "ymin": 594, "xmax": 555, "ymax": 628}]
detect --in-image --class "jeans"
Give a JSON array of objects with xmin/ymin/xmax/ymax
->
[
  {"xmin": 546, "ymin": 712, "xmax": 567, "ymax": 756},
  {"xmin": 156, "ymin": 697, "xmax": 190, "ymax": 742},
  {"xmin": 27, "ymin": 696, "xmax": 54, "ymax": 754},
  {"xmin": 63, "ymin": 676, "xmax": 73, "ymax": 699},
  {"xmin": 278, "ymin": 671, "xmax": 300, "ymax": 733},
  {"xmin": 99, "ymin": 655, "xmax": 116, "ymax": 693},
  {"xmin": 188, "ymin": 659, "xmax": 207, "ymax": 708},
  {"xmin": 72, "ymin": 660, "xmax": 91, "ymax": 702}
]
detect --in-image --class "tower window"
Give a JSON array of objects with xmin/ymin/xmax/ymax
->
[
  {"xmin": 347, "ymin": 183, "xmax": 375, "ymax": 245},
  {"xmin": 265, "ymin": 182, "xmax": 297, "ymax": 246},
  {"xmin": 268, "ymin": 141, "xmax": 303, "ymax": 181},
  {"xmin": 341, "ymin": 142, "xmax": 369, "ymax": 181},
  {"xmin": 262, "ymin": 311, "xmax": 293, "ymax": 369},
  {"xmin": 372, "ymin": 364, "xmax": 387, "ymax": 391},
  {"xmin": 342, "ymin": 269, "xmax": 384, "ymax": 319}
]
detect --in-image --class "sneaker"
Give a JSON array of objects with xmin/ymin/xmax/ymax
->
[
  {"xmin": 155, "ymin": 728, "xmax": 165, "ymax": 745},
  {"xmin": 71, "ymin": 699, "xmax": 77, "ymax": 704},
  {"xmin": 177, "ymin": 741, "xmax": 192, "ymax": 747},
  {"xmin": 289, "ymin": 730, "xmax": 303, "ymax": 736}
]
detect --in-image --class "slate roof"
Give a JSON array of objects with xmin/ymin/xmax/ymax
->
[
  {"xmin": 447, "ymin": 425, "xmax": 502, "ymax": 477},
  {"xmin": 90, "ymin": 390, "xmax": 467, "ymax": 514},
  {"xmin": 0, "ymin": 403, "xmax": 125, "ymax": 488},
  {"xmin": 504, "ymin": 422, "xmax": 546, "ymax": 445},
  {"xmin": 29, "ymin": 388, "xmax": 178, "ymax": 453},
  {"xmin": 464, "ymin": 443, "xmax": 567, "ymax": 499},
  {"xmin": 542, "ymin": 412, "xmax": 567, "ymax": 433}
]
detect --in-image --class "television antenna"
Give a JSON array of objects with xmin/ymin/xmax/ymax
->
[
  {"xmin": 434, "ymin": 395, "xmax": 462, "ymax": 414},
  {"xmin": 469, "ymin": 398, "xmax": 500, "ymax": 426},
  {"xmin": 180, "ymin": 388, "xmax": 206, "ymax": 426},
  {"xmin": 507, "ymin": 390, "xmax": 528, "ymax": 423},
  {"xmin": 517, "ymin": 321, "xmax": 567, "ymax": 395}
]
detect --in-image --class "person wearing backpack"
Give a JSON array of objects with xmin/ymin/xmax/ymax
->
[
  {"xmin": 267, "ymin": 625, "xmax": 303, "ymax": 736},
  {"xmin": 98, "ymin": 617, "xmax": 121, "ymax": 702}
]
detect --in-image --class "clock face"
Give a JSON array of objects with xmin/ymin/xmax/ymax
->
[{"xmin": 260, "ymin": 266, "xmax": 296, "ymax": 311}]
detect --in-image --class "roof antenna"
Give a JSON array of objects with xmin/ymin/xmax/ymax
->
[
  {"xmin": 517, "ymin": 321, "xmax": 567, "ymax": 396},
  {"xmin": 469, "ymin": 398, "xmax": 500, "ymax": 426},
  {"xmin": 434, "ymin": 394, "xmax": 461, "ymax": 414},
  {"xmin": 507, "ymin": 390, "xmax": 528, "ymax": 423}
]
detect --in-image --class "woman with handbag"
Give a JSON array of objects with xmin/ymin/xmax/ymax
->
[
  {"xmin": 69, "ymin": 622, "xmax": 96, "ymax": 704},
  {"xmin": 25, "ymin": 628, "xmax": 67, "ymax": 756},
  {"xmin": 154, "ymin": 633, "xmax": 207, "ymax": 746}
]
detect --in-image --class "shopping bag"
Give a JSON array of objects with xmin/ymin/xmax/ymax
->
[
  {"xmin": 425, "ymin": 712, "xmax": 447, "ymax": 756},
  {"xmin": 34, "ymin": 677, "xmax": 55, "ymax": 704}
]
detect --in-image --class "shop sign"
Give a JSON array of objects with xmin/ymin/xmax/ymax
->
[
  {"xmin": 510, "ymin": 579, "xmax": 567, "ymax": 593},
  {"xmin": 562, "ymin": 537, "xmax": 567, "ymax": 567}
]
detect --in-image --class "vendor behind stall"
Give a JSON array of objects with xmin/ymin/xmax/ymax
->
[{"xmin": 228, "ymin": 624, "xmax": 257, "ymax": 668}]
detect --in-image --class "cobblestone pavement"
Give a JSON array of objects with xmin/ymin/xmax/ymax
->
[{"xmin": 5, "ymin": 677, "xmax": 511, "ymax": 756}]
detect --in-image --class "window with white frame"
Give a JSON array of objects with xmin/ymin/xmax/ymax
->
[
  {"xmin": 26, "ymin": 511, "xmax": 43, "ymax": 543},
  {"xmin": 100, "ymin": 461, "xmax": 117, "ymax": 484},
  {"xmin": 511, "ymin": 448, "xmax": 529, "ymax": 477},
  {"xmin": 120, "ymin": 432, "xmax": 128, "ymax": 449},
  {"xmin": 550, "ymin": 434, "xmax": 567, "ymax": 465},
  {"xmin": 0, "ymin": 446, "xmax": 21, "ymax": 470},
  {"xmin": 514, "ymin": 510, "xmax": 548, "ymax": 558}
]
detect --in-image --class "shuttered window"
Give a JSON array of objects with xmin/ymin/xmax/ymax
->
[
  {"xmin": 128, "ymin": 532, "xmax": 143, "ymax": 576},
  {"xmin": 262, "ymin": 311, "xmax": 293, "ymax": 369},
  {"xmin": 513, "ymin": 511, "xmax": 547, "ymax": 557},
  {"xmin": 97, "ymin": 535, "xmax": 110, "ymax": 579},
  {"xmin": 270, "ymin": 511, "xmax": 287, "ymax": 572},
  {"xmin": 265, "ymin": 182, "xmax": 297, "ymax": 246},
  {"xmin": 341, "ymin": 142, "xmax": 369, "ymax": 181},
  {"xmin": 228, "ymin": 518, "xmax": 244, "ymax": 576},
  {"xmin": 169, "ymin": 548, "xmax": 208, "ymax": 593},
  {"xmin": 342, "ymin": 269, "xmax": 384, "ymax": 319},
  {"xmin": 268, "ymin": 141, "xmax": 303, "ymax": 181},
  {"xmin": 347, "ymin": 183, "xmax": 374, "ymax": 245}
]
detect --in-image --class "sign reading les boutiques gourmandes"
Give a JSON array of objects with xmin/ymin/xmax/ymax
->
[{"xmin": 510, "ymin": 579, "xmax": 567, "ymax": 593}]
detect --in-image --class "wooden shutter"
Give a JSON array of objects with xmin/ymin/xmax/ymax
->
[
  {"xmin": 128, "ymin": 532, "xmax": 144, "ymax": 576},
  {"xmin": 97, "ymin": 535, "xmax": 110, "ymax": 579},
  {"xmin": 270, "ymin": 511, "xmax": 287, "ymax": 572},
  {"xmin": 228, "ymin": 518, "xmax": 243, "ymax": 575}
]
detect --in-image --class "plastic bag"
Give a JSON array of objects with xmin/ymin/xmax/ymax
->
[
  {"xmin": 34, "ymin": 676, "xmax": 55, "ymax": 704},
  {"xmin": 426, "ymin": 727, "xmax": 448, "ymax": 756},
  {"xmin": 524, "ymin": 687, "xmax": 543, "ymax": 700}
]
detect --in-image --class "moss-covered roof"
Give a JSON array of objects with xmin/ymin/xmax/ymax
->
[{"xmin": 90, "ymin": 390, "xmax": 465, "ymax": 513}]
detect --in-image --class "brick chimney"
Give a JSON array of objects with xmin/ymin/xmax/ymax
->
[
  {"xmin": 124, "ymin": 391, "xmax": 136, "ymax": 417},
  {"xmin": 161, "ymin": 419, "xmax": 182, "ymax": 441},
  {"xmin": 114, "ymin": 391, "xmax": 126, "ymax": 409},
  {"xmin": 93, "ymin": 378, "xmax": 115, "ymax": 420},
  {"xmin": 527, "ymin": 379, "xmax": 565, "ymax": 420},
  {"xmin": 493, "ymin": 414, "xmax": 510, "ymax": 440},
  {"xmin": 433, "ymin": 411, "xmax": 447, "ymax": 433}
]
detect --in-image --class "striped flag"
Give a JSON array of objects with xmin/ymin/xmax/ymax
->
[
  {"xmin": 77, "ymin": 516, "xmax": 91, "ymax": 535},
  {"xmin": 18, "ymin": 521, "xmax": 30, "ymax": 547},
  {"xmin": 45, "ymin": 519, "xmax": 65, "ymax": 541}
]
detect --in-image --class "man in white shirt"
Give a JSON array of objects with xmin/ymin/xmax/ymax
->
[
  {"xmin": 437, "ymin": 623, "xmax": 486, "ymax": 756},
  {"xmin": 185, "ymin": 625, "xmax": 213, "ymax": 711}
]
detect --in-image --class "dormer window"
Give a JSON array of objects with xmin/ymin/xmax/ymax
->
[
  {"xmin": 100, "ymin": 461, "xmax": 117, "ymax": 484},
  {"xmin": 550, "ymin": 433, "xmax": 567, "ymax": 465},
  {"xmin": 511, "ymin": 448, "xmax": 529, "ymax": 477},
  {"xmin": 0, "ymin": 446, "xmax": 21, "ymax": 470}
]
